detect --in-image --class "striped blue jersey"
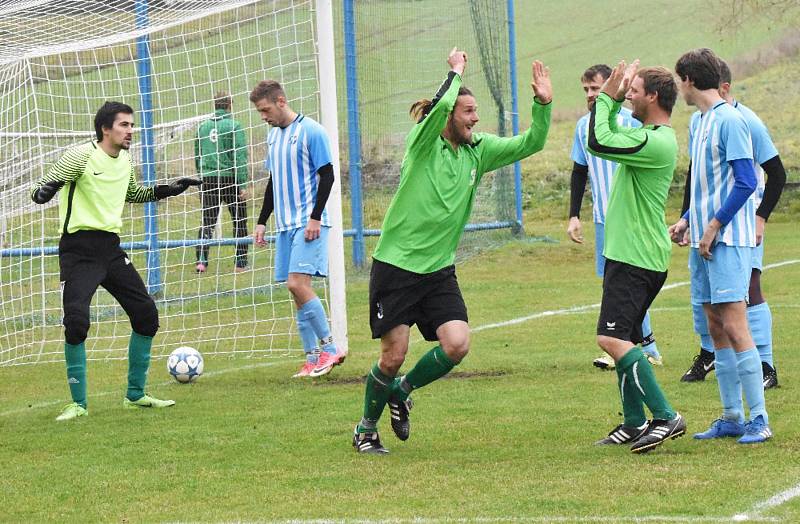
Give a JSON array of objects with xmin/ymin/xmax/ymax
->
[
  {"xmin": 571, "ymin": 107, "xmax": 640, "ymax": 223},
  {"xmin": 733, "ymin": 101, "xmax": 779, "ymax": 209},
  {"xmin": 265, "ymin": 114, "xmax": 332, "ymax": 231},
  {"xmin": 688, "ymin": 101, "xmax": 755, "ymax": 247}
]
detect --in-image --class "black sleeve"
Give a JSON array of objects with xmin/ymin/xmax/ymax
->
[
  {"xmin": 257, "ymin": 176, "xmax": 274, "ymax": 226},
  {"xmin": 418, "ymin": 71, "xmax": 458, "ymax": 122},
  {"xmin": 757, "ymin": 155, "xmax": 786, "ymax": 221},
  {"xmin": 681, "ymin": 162, "xmax": 692, "ymax": 217},
  {"xmin": 310, "ymin": 163, "xmax": 334, "ymax": 221},
  {"xmin": 569, "ymin": 162, "xmax": 589, "ymax": 218}
]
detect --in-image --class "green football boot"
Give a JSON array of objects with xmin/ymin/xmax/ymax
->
[
  {"xmin": 123, "ymin": 393, "xmax": 175, "ymax": 409},
  {"xmin": 56, "ymin": 402, "xmax": 88, "ymax": 421}
]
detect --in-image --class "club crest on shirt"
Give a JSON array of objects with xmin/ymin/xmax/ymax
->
[
  {"xmin": 289, "ymin": 134, "xmax": 298, "ymax": 145},
  {"xmin": 469, "ymin": 168, "xmax": 477, "ymax": 186}
]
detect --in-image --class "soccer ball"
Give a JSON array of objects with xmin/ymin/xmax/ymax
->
[{"xmin": 167, "ymin": 346, "xmax": 204, "ymax": 383}]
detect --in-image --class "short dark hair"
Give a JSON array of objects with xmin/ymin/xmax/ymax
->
[
  {"xmin": 249, "ymin": 80, "xmax": 285, "ymax": 103},
  {"xmin": 214, "ymin": 91, "xmax": 232, "ymax": 110},
  {"xmin": 718, "ymin": 58, "xmax": 732, "ymax": 85},
  {"xmin": 675, "ymin": 48, "xmax": 721, "ymax": 90},
  {"xmin": 637, "ymin": 67, "xmax": 678, "ymax": 115},
  {"xmin": 581, "ymin": 64, "xmax": 612, "ymax": 83},
  {"xmin": 94, "ymin": 101, "xmax": 134, "ymax": 142}
]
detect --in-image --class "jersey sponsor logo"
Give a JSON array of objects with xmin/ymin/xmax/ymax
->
[
  {"xmin": 605, "ymin": 321, "xmax": 616, "ymax": 330},
  {"xmin": 92, "ymin": 171, "xmax": 103, "ymax": 176},
  {"xmin": 376, "ymin": 301, "xmax": 384, "ymax": 320}
]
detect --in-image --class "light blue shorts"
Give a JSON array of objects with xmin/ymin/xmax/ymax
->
[
  {"xmin": 689, "ymin": 243, "xmax": 752, "ymax": 305},
  {"xmin": 752, "ymin": 240, "xmax": 764, "ymax": 271},
  {"xmin": 274, "ymin": 225, "xmax": 330, "ymax": 282},
  {"xmin": 594, "ymin": 222, "xmax": 606, "ymax": 278}
]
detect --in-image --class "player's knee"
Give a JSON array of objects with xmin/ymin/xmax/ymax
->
[
  {"xmin": 442, "ymin": 334, "xmax": 470, "ymax": 364},
  {"xmin": 130, "ymin": 300, "xmax": 159, "ymax": 337},
  {"xmin": 63, "ymin": 314, "xmax": 90, "ymax": 345},
  {"xmin": 286, "ymin": 277, "xmax": 310, "ymax": 298}
]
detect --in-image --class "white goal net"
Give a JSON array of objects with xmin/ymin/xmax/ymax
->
[{"xmin": 0, "ymin": 0, "xmax": 347, "ymax": 365}]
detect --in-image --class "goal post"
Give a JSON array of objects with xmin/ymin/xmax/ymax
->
[{"xmin": 0, "ymin": 0, "xmax": 347, "ymax": 365}]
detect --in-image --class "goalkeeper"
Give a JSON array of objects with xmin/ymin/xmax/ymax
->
[
  {"xmin": 31, "ymin": 101, "xmax": 201, "ymax": 421},
  {"xmin": 352, "ymin": 48, "xmax": 552, "ymax": 454}
]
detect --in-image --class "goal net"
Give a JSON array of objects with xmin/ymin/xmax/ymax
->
[{"xmin": 0, "ymin": 0, "xmax": 346, "ymax": 365}]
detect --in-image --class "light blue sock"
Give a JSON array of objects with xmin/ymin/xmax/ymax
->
[
  {"xmin": 296, "ymin": 310, "xmax": 319, "ymax": 363},
  {"xmin": 714, "ymin": 348, "xmax": 744, "ymax": 424},
  {"xmin": 640, "ymin": 311, "xmax": 661, "ymax": 359},
  {"xmin": 301, "ymin": 297, "xmax": 336, "ymax": 355},
  {"xmin": 692, "ymin": 303, "xmax": 715, "ymax": 353},
  {"xmin": 736, "ymin": 348, "xmax": 768, "ymax": 424},
  {"xmin": 748, "ymin": 302, "xmax": 773, "ymax": 367}
]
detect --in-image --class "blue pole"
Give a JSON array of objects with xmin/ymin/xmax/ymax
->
[
  {"xmin": 343, "ymin": 0, "xmax": 365, "ymax": 267},
  {"xmin": 135, "ymin": 0, "xmax": 162, "ymax": 294},
  {"xmin": 507, "ymin": 0, "xmax": 524, "ymax": 234}
]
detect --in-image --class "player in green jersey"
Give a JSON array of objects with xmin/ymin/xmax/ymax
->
[
  {"xmin": 195, "ymin": 91, "xmax": 249, "ymax": 273},
  {"xmin": 353, "ymin": 48, "xmax": 553, "ymax": 453},
  {"xmin": 588, "ymin": 61, "xmax": 685, "ymax": 453},
  {"xmin": 31, "ymin": 101, "xmax": 201, "ymax": 421}
]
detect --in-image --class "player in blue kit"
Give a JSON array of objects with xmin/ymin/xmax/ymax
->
[
  {"xmin": 567, "ymin": 64, "xmax": 662, "ymax": 370},
  {"xmin": 250, "ymin": 80, "xmax": 345, "ymax": 378},
  {"xmin": 679, "ymin": 59, "xmax": 786, "ymax": 389},
  {"xmin": 669, "ymin": 48, "xmax": 772, "ymax": 444}
]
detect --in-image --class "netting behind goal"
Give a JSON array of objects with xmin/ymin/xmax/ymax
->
[
  {"xmin": 0, "ymin": 0, "xmax": 337, "ymax": 365},
  {"xmin": 335, "ymin": 0, "xmax": 519, "ymax": 266}
]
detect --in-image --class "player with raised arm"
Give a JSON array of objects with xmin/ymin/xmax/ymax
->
[
  {"xmin": 567, "ymin": 64, "xmax": 662, "ymax": 370},
  {"xmin": 250, "ymin": 80, "xmax": 343, "ymax": 378},
  {"xmin": 352, "ymin": 48, "xmax": 552, "ymax": 454},
  {"xmin": 678, "ymin": 59, "xmax": 786, "ymax": 389},
  {"xmin": 31, "ymin": 101, "xmax": 201, "ymax": 421},
  {"xmin": 589, "ymin": 60, "xmax": 685, "ymax": 454},
  {"xmin": 669, "ymin": 48, "xmax": 772, "ymax": 444}
]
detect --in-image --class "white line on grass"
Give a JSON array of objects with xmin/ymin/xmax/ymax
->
[
  {"xmin": 249, "ymin": 515, "xmax": 780, "ymax": 523},
  {"xmin": 0, "ymin": 360, "xmax": 280, "ymax": 418},
  {"xmin": 733, "ymin": 481, "xmax": 800, "ymax": 521}
]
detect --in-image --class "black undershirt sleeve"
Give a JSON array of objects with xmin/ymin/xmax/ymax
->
[
  {"xmin": 310, "ymin": 163, "xmax": 334, "ymax": 221},
  {"xmin": 681, "ymin": 162, "xmax": 692, "ymax": 217},
  {"xmin": 757, "ymin": 155, "xmax": 786, "ymax": 221},
  {"xmin": 257, "ymin": 176, "xmax": 274, "ymax": 226},
  {"xmin": 569, "ymin": 162, "xmax": 589, "ymax": 218}
]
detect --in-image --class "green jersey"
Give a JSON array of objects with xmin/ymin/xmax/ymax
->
[
  {"xmin": 195, "ymin": 109, "xmax": 248, "ymax": 185},
  {"xmin": 31, "ymin": 142, "xmax": 155, "ymax": 235},
  {"xmin": 373, "ymin": 72, "xmax": 551, "ymax": 273},
  {"xmin": 587, "ymin": 93, "xmax": 676, "ymax": 272}
]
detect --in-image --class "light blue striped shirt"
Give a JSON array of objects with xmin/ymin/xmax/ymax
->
[
  {"xmin": 265, "ymin": 114, "xmax": 332, "ymax": 232},
  {"xmin": 571, "ymin": 107, "xmax": 640, "ymax": 224},
  {"xmin": 733, "ymin": 101, "xmax": 778, "ymax": 209},
  {"xmin": 688, "ymin": 101, "xmax": 755, "ymax": 247}
]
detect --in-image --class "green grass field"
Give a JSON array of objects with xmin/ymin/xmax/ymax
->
[{"xmin": 2, "ymin": 214, "xmax": 800, "ymax": 522}]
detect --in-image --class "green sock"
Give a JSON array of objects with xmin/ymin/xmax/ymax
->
[
  {"xmin": 401, "ymin": 345, "xmax": 456, "ymax": 398},
  {"xmin": 616, "ymin": 364, "xmax": 647, "ymax": 427},
  {"xmin": 360, "ymin": 363, "xmax": 394, "ymax": 428},
  {"xmin": 618, "ymin": 347, "xmax": 675, "ymax": 421},
  {"xmin": 65, "ymin": 342, "xmax": 87, "ymax": 408},
  {"xmin": 126, "ymin": 332, "xmax": 153, "ymax": 401}
]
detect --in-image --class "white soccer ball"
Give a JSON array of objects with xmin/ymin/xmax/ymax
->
[{"xmin": 167, "ymin": 346, "xmax": 204, "ymax": 383}]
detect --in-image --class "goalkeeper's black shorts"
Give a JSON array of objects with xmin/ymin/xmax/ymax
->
[{"xmin": 368, "ymin": 258, "xmax": 468, "ymax": 342}]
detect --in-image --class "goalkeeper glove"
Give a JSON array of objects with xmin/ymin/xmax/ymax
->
[
  {"xmin": 32, "ymin": 180, "xmax": 65, "ymax": 204},
  {"xmin": 154, "ymin": 178, "xmax": 202, "ymax": 200}
]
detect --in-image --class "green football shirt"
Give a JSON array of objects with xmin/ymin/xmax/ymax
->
[
  {"xmin": 587, "ymin": 93, "xmax": 677, "ymax": 272},
  {"xmin": 31, "ymin": 142, "xmax": 155, "ymax": 235},
  {"xmin": 373, "ymin": 72, "xmax": 551, "ymax": 274}
]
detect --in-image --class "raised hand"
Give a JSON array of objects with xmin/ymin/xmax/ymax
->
[
  {"xmin": 531, "ymin": 60, "xmax": 552, "ymax": 104},
  {"xmin": 154, "ymin": 177, "xmax": 202, "ymax": 199},
  {"xmin": 448, "ymin": 47, "xmax": 467, "ymax": 76}
]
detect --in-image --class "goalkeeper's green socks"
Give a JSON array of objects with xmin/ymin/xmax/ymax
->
[
  {"xmin": 359, "ymin": 363, "xmax": 394, "ymax": 431},
  {"xmin": 392, "ymin": 345, "xmax": 456, "ymax": 402},
  {"xmin": 618, "ymin": 347, "xmax": 675, "ymax": 421},
  {"xmin": 126, "ymin": 332, "xmax": 153, "ymax": 402},
  {"xmin": 65, "ymin": 342, "xmax": 87, "ymax": 408},
  {"xmin": 616, "ymin": 359, "xmax": 647, "ymax": 427}
]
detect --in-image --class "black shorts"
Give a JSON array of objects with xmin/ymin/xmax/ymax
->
[
  {"xmin": 369, "ymin": 259, "xmax": 468, "ymax": 341},
  {"xmin": 597, "ymin": 259, "xmax": 667, "ymax": 344}
]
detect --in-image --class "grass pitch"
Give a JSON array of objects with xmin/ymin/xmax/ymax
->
[{"xmin": 2, "ymin": 217, "xmax": 799, "ymax": 522}]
